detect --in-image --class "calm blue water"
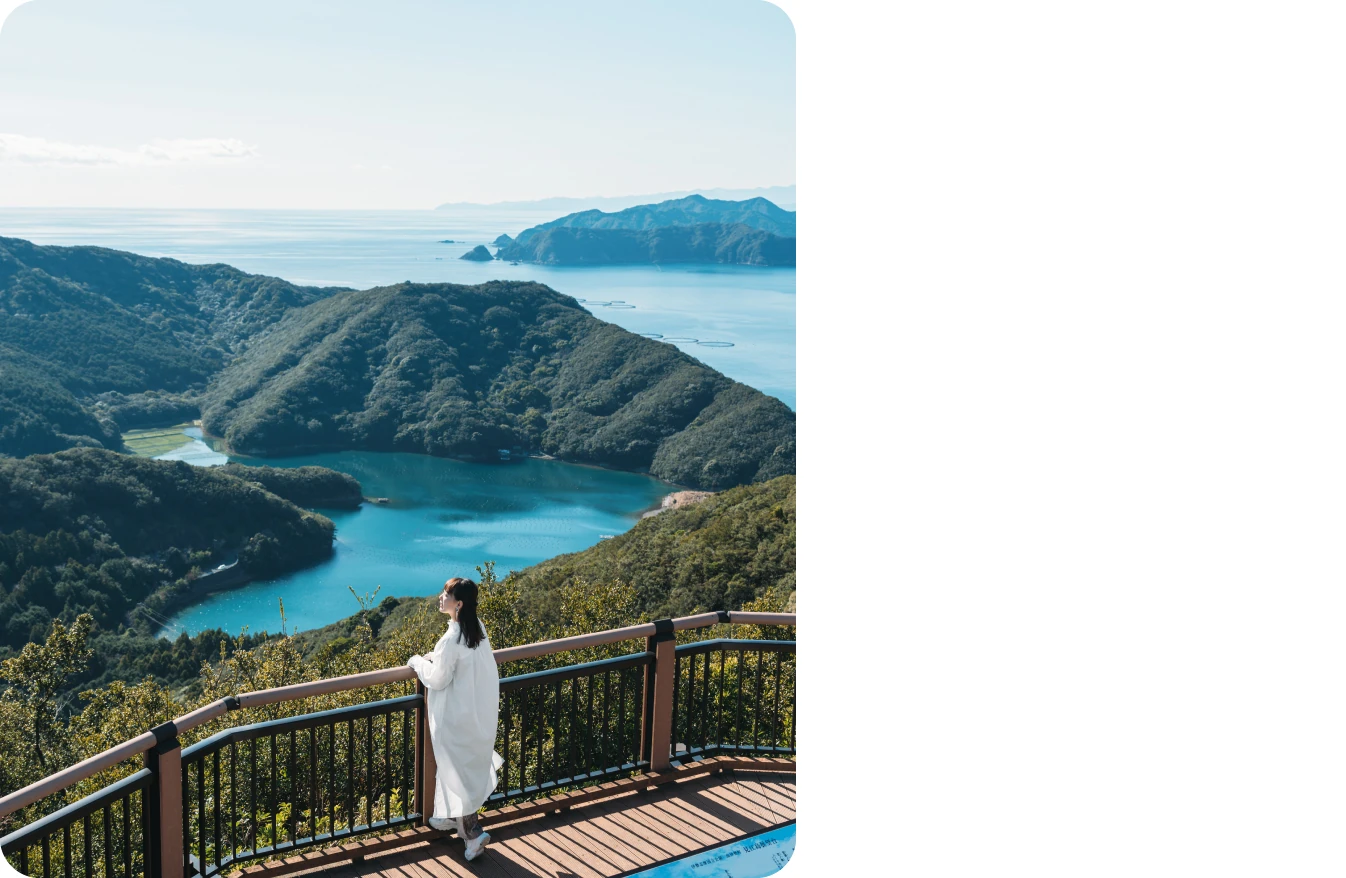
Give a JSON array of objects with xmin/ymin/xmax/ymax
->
[
  {"xmin": 632, "ymin": 823, "xmax": 795, "ymax": 877},
  {"xmin": 0, "ymin": 208, "xmax": 796, "ymax": 409},
  {"xmin": 0, "ymin": 207, "xmax": 791, "ymax": 637},
  {"xmin": 155, "ymin": 449, "xmax": 673, "ymax": 638}
]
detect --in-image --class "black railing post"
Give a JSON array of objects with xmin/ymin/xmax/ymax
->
[
  {"xmin": 414, "ymin": 680, "xmax": 437, "ymax": 828},
  {"xmin": 144, "ymin": 720, "xmax": 184, "ymax": 878}
]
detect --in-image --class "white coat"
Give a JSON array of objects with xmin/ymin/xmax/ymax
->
[{"xmin": 407, "ymin": 620, "xmax": 503, "ymax": 818}]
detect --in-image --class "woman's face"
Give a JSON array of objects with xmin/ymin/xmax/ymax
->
[{"xmin": 438, "ymin": 587, "xmax": 463, "ymax": 619}]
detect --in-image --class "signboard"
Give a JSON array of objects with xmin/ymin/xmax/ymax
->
[{"xmin": 631, "ymin": 822, "xmax": 796, "ymax": 878}]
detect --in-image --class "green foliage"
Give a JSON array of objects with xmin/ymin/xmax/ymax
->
[
  {"xmin": 201, "ymin": 281, "xmax": 794, "ymax": 490},
  {"xmin": 82, "ymin": 629, "xmax": 275, "ymax": 698},
  {"xmin": 0, "ymin": 236, "xmax": 340, "ymax": 456},
  {"xmin": 0, "ymin": 343, "xmax": 120, "ymax": 456},
  {"xmin": 0, "ymin": 614, "xmax": 93, "ymax": 770},
  {"xmin": 509, "ymin": 476, "xmax": 796, "ymax": 621},
  {"xmin": 220, "ymin": 464, "xmax": 363, "ymax": 509},
  {"xmin": 0, "ymin": 448, "xmax": 342, "ymax": 652},
  {"xmin": 498, "ymin": 223, "xmax": 796, "ymax": 266},
  {"xmin": 93, "ymin": 390, "xmax": 201, "ymax": 431}
]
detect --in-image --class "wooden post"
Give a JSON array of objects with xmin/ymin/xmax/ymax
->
[
  {"xmin": 145, "ymin": 722, "xmax": 184, "ymax": 878},
  {"xmin": 647, "ymin": 620, "xmax": 677, "ymax": 772},
  {"xmin": 639, "ymin": 636, "xmax": 657, "ymax": 763},
  {"xmin": 415, "ymin": 681, "xmax": 438, "ymax": 826}
]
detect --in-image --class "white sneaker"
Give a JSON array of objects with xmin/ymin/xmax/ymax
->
[
  {"xmin": 428, "ymin": 816, "xmax": 455, "ymax": 832},
  {"xmin": 464, "ymin": 831, "xmax": 491, "ymax": 862}
]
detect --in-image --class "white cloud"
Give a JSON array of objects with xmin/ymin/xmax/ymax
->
[{"xmin": 0, "ymin": 133, "xmax": 258, "ymax": 166}]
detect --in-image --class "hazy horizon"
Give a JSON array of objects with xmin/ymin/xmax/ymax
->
[
  {"xmin": 0, "ymin": 184, "xmax": 796, "ymax": 214},
  {"xmin": 0, "ymin": 0, "xmax": 794, "ymax": 210}
]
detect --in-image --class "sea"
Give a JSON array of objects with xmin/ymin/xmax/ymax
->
[
  {"xmin": 0, "ymin": 208, "xmax": 795, "ymax": 409},
  {"xmin": 0, "ymin": 208, "xmax": 796, "ymax": 637}
]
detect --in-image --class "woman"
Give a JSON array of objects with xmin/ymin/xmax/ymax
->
[{"xmin": 406, "ymin": 577, "xmax": 502, "ymax": 862}]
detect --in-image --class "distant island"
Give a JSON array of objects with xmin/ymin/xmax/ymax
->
[
  {"xmin": 497, "ymin": 222, "xmax": 794, "ymax": 267},
  {"xmin": 459, "ymin": 244, "xmax": 493, "ymax": 261},
  {"xmin": 438, "ymin": 239, "xmax": 457, "ymax": 243},
  {"xmin": 435, "ymin": 185, "xmax": 796, "ymax": 213},
  {"xmin": 514, "ymin": 194, "xmax": 795, "ymax": 242},
  {"xmin": 496, "ymin": 195, "xmax": 796, "ymax": 266},
  {"xmin": 492, "ymin": 233, "xmax": 514, "ymax": 246}
]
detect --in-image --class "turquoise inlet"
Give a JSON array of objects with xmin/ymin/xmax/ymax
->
[{"xmin": 154, "ymin": 450, "xmax": 673, "ymax": 638}]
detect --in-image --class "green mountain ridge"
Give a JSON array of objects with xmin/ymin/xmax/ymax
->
[
  {"xmin": 200, "ymin": 280, "xmax": 794, "ymax": 491},
  {"xmin": 0, "ymin": 238, "xmax": 793, "ymax": 491},
  {"xmin": 0, "ymin": 448, "xmax": 343, "ymax": 652},
  {"xmin": 0, "ymin": 237, "xmax": 344, "ymax": 456},
  {"xmin": 514, "ymin": 194, "xmax": 796, "ymax": 243},
  {"xmin": 497, "ymin": 223, "xmax": 795, "ymax": 267}
]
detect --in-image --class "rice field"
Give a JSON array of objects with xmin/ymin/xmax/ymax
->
[{"xmin": 122, "ymin": 424, "xmax": 195, "ymax": 456}]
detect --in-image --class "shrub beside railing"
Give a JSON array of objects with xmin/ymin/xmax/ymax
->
[
  {"xmin": 671, "ymin": 639, "xmax": 797, "ymax": 761},
  {"xmin": 1, "ymin": 769, "xmax": 151, "ymax": 878},
  {"xmin": 1, "ymin": 611, "xmax": 795, "ymax": 878},
  {"xmin": 180, "ymin": 695, "xmax": 421, "ymax": 878},
  {"xmin": 494, "ymin": 651, "xmax": 652, "ymax": 805}
]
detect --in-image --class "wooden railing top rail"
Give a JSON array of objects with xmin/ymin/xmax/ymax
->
[{"xmin": 0, "ymin": 609, "xmax": 793, "ymax": 818}]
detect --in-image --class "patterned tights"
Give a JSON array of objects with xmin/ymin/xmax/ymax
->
[{"xmin": 459, "ymin": 813, "xmax": 484, "ymax": 840}]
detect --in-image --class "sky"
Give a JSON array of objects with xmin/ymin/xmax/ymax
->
[{"xmin": 0, "ymin": 0, "xmax": 794, "ymax": 209}]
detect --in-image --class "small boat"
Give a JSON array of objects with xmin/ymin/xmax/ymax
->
[{"xmin": 371, "ymin": 497, "xmax": 390, "ymax": 505}]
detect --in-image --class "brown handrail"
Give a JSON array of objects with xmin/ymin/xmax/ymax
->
[
  {"xmin": 0, "ymin": 732, "xmax": 158, "ymax": 820},
  {"xmin": 233, "ymin": 666, "xmax": 414, "ymax": 713},
  {"xmin": 725, "ymin": 611, "xmax": 795, "ymax": 626},
  {"xmin": 0, "ymin": 609, "xmax": 795, "ymax": 818}
]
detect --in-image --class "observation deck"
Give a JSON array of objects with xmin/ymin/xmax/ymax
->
[{"xmin": 1, "ymin": 611, "xmax": 796, "ymax": 878}]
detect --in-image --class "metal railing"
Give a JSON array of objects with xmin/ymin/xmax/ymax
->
[
  {"xmin": 494, "ymin": 651, "xmax": 652, "ymax": 805},
  {"xmin": 0, "ymin": 610, "xmax": 794, "ymax": 878},
  {"xmin": 1, "ymin": 769, "xmax": 151, "ymax": 878},
  {"xmin": 670, "ymin": 640, "xmax": 797, "ymax": 762},
  {"xmin": 180, "ymin": 695, "xmax": 422, "ymax": 878}
]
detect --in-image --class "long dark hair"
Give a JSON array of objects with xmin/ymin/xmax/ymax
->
[{"xmin": 445, "ymin": 577, "xmax": 485, "ymax": 649}]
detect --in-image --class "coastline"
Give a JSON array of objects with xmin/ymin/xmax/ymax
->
[{"xmin": 639, "ymin": 489, "xmax": 714, "ymax": 519}]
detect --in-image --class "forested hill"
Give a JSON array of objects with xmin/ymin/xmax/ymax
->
[
  {"xmin": 496, "ymin": 223, "xmax": 796, "ymax": 267},
  {"xmin": 1, "ymin": 238, "xmax": 792, "ymax": 490},
  {"xmin": 201, "ymin": 281, "xmax": 795, "ymax": 491},
  {"xmin": 0, "ymin": 237, "xmax": 342, "ymax": 456},
  {"xmin": 0, "ymin": 448, "xmax": 340, "ymax": 651},
  {"xmin": 0, "ymin": 237, "xmax": 339, "ymax": 388},
  {"xmin": 508, "ymin": 475, "xmax": 796, "ymax": 619},
  {"xmin": 513, "ymin": 194, "xmax": 796, "ymax": 244},
  {"xmin": 296, "ymin": 475, "xmax": 796, "ymax": 659}
]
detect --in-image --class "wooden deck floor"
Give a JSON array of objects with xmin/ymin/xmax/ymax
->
[{"xmin": 311, "ymin": 770, "xmax": 796, "ymax": 878}]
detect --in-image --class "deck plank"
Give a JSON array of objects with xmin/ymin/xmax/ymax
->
[
  {"xmin": 742, "ymin": 777, "xmax": 797, "ymax": 819},
  {"xmin": 579, "ymin": 805, "xmax": 684, "ymax": 863},
  {"xmin": 694, "ymin": 779, "xmax": 781, "ymax": 829},
  {"xmin": 536, "ymin": 816, "xmax": 646, "ymax": 876},
  {"xmin": 294, "ymin": 773, "xmax": 794, "ymax": 878},
  {"xmin": 720, "ymin": 777, "xmax": 790, "ymax": 824}
]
